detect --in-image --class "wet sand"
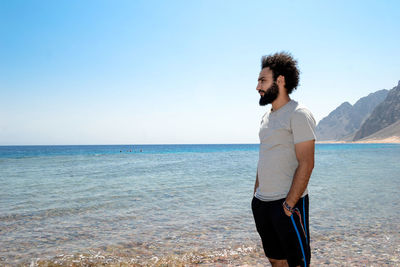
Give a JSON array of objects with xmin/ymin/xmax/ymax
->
[{"xmin": 317, "ymin": 136, "xmax": 400, "ymax": 144}]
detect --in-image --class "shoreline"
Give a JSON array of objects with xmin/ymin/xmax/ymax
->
[
  {"xmin": 13, "ymin": 230, "xmax": 400, "ymax": 267},
  {"xmin": 317, "ymin": 136, "xmax": 400, "ymax": 144}
]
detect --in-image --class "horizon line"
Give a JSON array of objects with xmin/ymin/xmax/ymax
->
[{"xmin": 0, "ymin": 143, "xmax": 260, "ymax": 146}]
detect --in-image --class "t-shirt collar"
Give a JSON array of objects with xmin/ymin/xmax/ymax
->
[{"xmin": 270, "ymin": 99, "xmax": 295, "ymax": 114}]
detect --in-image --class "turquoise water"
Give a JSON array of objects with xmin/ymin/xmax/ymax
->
[{"xmin": 0, "ymin": 144, "xmax": 399, "ymax": 265}]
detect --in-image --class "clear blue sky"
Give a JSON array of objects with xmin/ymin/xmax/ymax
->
[{"xmin": 1, "ymin": 0, "xmax": 399, "ymax": 145}]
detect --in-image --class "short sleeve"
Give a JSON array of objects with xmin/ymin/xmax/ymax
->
[{"xmin": 290, "ymin": 108, "xmax": 317, "ymax": 144}]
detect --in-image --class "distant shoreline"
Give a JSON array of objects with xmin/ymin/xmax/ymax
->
[
  {"xmin": 317, "ymin": 136, "xmax": 400, "ymax": 144},
  {"xmin": 2, "ymin": 138, "xmax": 400, "ymax": 146}
]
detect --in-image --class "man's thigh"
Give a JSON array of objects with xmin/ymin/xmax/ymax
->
[
  {"xmin": 252, "ymin": 197, "xmax": 287, "ymax": 260},
  {"xmin": 252, "ymin": 196, "xmax": 310, "ymax": 267}
]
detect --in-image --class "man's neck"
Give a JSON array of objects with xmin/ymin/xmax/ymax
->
[{"xmin": 271, "ymin": 95, "xmax": 291, "ymax": 112}]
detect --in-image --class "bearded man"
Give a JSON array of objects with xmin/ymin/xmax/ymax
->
[{"xmin": 252, "ymin": 52, "xmax": 316, "ymax": 267}]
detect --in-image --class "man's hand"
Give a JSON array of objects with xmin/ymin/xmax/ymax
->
[
  {"xmin": 283, "ymin": 206, "xmax": 292, "ymax": 217},
  {"xmin": 283, "ymin": 200, "xmax": 295, "ymax": 217}
]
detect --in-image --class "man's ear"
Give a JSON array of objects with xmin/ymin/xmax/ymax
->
[{"xmin": 277, "ymin": 75, "xmax": 286, "ymax": 87}]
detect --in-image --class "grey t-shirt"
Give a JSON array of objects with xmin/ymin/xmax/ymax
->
[{"xmin": 255, "ymin": 100, "xmax": 316, "ymax": 201}]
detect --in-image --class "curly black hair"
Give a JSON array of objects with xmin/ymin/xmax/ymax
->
[{"xmin": 261, "ymin": 51, "xmax": 300, "ymax": 95}]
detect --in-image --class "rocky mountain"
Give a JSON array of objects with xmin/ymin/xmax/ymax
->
[
  {"xmin": 316, "ymin": 102, "xmax": 352, "ymax": 141},
  {"xmin": 357, "ymin": 119, "xmax": 400, "ymax": 141},
  {"xmin": 316, "ymin": 89, "xmax": 389, "ymax": 140},
  {"xmin": 353, "ymin": 81, "xmax": 400, "ymax": 140}
]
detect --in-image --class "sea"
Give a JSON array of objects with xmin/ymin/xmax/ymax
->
[{"xmin": 0, "ymin": 144, "xmax": 399, "ymax": 266}]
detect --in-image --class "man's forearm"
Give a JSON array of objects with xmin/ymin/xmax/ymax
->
[{"xmin": 285, "ymin": 162, "xmax": 313, "ymax": 207}]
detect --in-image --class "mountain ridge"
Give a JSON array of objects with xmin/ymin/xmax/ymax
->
[
  {"xmin": 316, "ymin": 89, "xmax": 389, "ymax": 141},
  {"xmin": 353, "ymin": 81, "xmax": 400, "ymax": 140}
]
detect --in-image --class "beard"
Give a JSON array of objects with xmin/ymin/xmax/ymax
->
[{"xmin": 259, "ymin": 82, "xmax": 279, "ymax": 106}]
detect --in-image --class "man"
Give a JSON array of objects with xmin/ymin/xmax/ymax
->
[{"xmin": 252, "ymin": 52, "xmax": 316, "ymax": 267}]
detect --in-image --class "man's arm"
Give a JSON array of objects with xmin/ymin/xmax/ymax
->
[
  {"xmin": 283, "ymin": 139, "xmax": 315, "ymax": 216},
  {"xmin": 253, "ymin": 170, "xmax": 259, "ymax": 195}
]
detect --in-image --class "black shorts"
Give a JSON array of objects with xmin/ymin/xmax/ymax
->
[{"xmin": 251, "ymin": 195, "xmax": 310, "ymax": 267}]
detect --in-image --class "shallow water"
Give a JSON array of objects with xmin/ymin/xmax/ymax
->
[{"xmin": 0, "ymin": 144, "xmax": 399, "ymax": 266}]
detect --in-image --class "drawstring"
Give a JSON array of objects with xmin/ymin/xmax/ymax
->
[{"xmin": 293, "ymin": 208, "xmax": 306, "ymax": 238}]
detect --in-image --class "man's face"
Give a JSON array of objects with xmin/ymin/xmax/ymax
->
[{"xmin": 256, "ymin": 67, "xmax": 279, "ymax": 106}]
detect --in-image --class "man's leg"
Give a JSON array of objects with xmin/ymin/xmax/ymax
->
[
  {"xmin": 268, "ymin": 258, "xmax": 289, "ymax": 267},
  {"xmin": 252, "ymin": 196, "xmax": 310, "ymax": 267},
  {"xmin": 268, "ymin": 258, "xmax": 303, "ymax": 267},
  {"xmin": 252, "ymin": 197, "xmax": 288, "ymax": 262},
  {"xmin": 271, "ymin": 195, "xmax": 310, "ymax": 267}
]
